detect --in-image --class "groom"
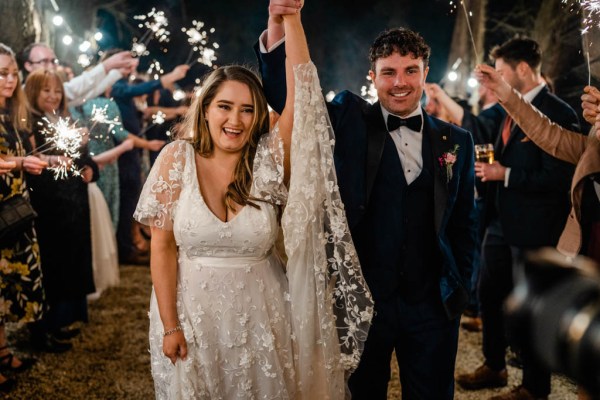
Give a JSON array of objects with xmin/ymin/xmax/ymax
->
[{"xmin": 257, "ymin": 2, "xmax": 478, "ymax": 399}]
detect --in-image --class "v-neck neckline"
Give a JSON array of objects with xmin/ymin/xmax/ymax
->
[{"xmin": 192, "ymin": 149, "xmax": 245, "ymax": 225}]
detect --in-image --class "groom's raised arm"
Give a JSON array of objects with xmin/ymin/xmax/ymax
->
[{"xmin": 254, "ymin": 0, "xmax": 298, "ymax": 114}]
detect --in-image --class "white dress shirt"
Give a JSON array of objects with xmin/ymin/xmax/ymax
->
[
  {"xmin": 504, "ymin": 82, "xmax": 546, "ymax": 186},
  {"xmin": 381, "ymin": 106, "xmax": 424, "ymax": 185}
]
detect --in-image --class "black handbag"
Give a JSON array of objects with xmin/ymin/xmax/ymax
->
[{"xmin": 0, "ymin": 195, "xmax": 37, "ymax": 243}]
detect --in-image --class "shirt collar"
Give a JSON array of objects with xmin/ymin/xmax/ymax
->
[{"xmin": 522, "ymin": 82, "xmax": 546, "ymax": 103}]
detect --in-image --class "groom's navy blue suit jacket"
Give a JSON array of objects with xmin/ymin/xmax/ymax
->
[{"xmin": 256, "ymin": 45, "xmax": 478, "ymax": 319}]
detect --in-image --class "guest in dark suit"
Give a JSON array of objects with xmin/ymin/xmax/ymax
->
[
  {"xmin": 456, "ymin": 37, "xmax": 580, "ymax": 400},
  {"xmin": 476, "ymin": 65, "xmax": 600, "ymax": 268},
  {"xmin": 257, "ymin": 3, "xmax": 478, "ymax": 399}
]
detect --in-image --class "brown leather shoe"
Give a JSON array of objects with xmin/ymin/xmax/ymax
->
[
  {"xmin": 456, "ymin": 364, "xmax": 508, "ymax": 390},
  {"xmin": 461, "ymin": 316, "xmax": 482, "ymax": 332},
  {"xmin": 489, "ymin": 385, "xmax": 548, "ymax": 400}
]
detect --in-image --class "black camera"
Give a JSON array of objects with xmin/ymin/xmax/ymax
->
[{"xmin": 505, "ymin": 248, "xmax": 600, "ymax": 395}]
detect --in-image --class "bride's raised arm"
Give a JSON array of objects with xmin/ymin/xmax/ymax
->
[{"xmin": 275, "ymin": 1, "xmax": 308, "ymax": 183}]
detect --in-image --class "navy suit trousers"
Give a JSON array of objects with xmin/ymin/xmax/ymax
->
[
  {"xmin": 348, "ymin": 292, "xmax": 459, "ymax": 400},
  {"xmin": 479, "ymin": 221, "xmax": 551, "ymax": 397}
]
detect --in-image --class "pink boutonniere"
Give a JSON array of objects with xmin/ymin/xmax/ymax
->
[{"xmin": 438, "ymin": 144, "xmax": 459, "ymax": 183}]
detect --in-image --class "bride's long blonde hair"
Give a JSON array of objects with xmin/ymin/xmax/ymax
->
[{"xmin": 177, "ymin": 66, "xmax": 270, "ymax": 210}]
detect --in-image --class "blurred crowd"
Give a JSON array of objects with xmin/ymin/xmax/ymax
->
[{"xmin": 0, "ymin": 41, "xmax": 192, "ymax": 391}]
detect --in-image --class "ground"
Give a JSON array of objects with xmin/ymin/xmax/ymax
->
[{"xmin": 3, "ymin": 266, "xmax": 578, "ymax": 399}]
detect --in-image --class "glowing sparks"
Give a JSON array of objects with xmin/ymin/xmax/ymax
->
[
  {"xmin": 147, "ymin": 60, "xmax": 165, "ymax": 80},
  {"xmin": 152, "ymin": 111, "xmax": 166, "ymax": 125},
  {"xmin": 360, "ymin": 76, "xmax": 378, "ymax": 104},
  {"xmin": 563, "ymin": 0, "xmax": 600, "ymax": 85},
  {"xmin": 77, "ymin": 54, "xmax": 91, "ymax": 68},
  {"xmin": 182, "ymin": 20, "xmax": 219, "ymax": 67},
  {"xmin": 90, "ymin": 104, "xmax": 122, "ymax": 128},
  {"xmin": 131, "ymin": 42, "xmax": 148, "ymax": 57},
  {"xmin": 132, "ymin": 8, "xmax": 170, "ymax": 56},
  {"xmin": 38, "ymin": 117, "xmax": 84, "ymax": 179},
  {"xmin": 563, "ymin": 1, "xmax": 600, "ymax": 32},
  {"xmin": 172, "ymin": 89, "xmax": 186, "ymax": 101}
]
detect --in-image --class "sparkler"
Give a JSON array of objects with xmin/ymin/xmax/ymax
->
[
  {"xmin": 147, "ymin": 60, "xmax": 165, "ymax": 80},
  {"xmin": 563, "ymin": 0, "xmax": 600, "ymax": 85},
  {"xmin": 77, "ymin": 54, "xmax": 91, "ymax": 68},
  {"xmin": 360, "ymin": 76, "xmax": 378, "ymax": 104},
  {"xmin": 152, "ymin": 111, "xmax": 166, "ymax": 125},
  {"xmin": 140, "ymin": 111, "xmax": 167, "ymax": 137},
  {"xmin": 172, "ymin": 89, "xmax": 186, "ymax": 101},
  {"xmin": 182, "ymin": 20, "xmax": 219, "ymax": 67},
  {"xmin": 132, "ymin": 8, "xmax": 170, "ymax": 57},
  {"xmin": 456, "ymin": 1, "xmax": 479, "ymax": 62},
  {"xmin": 36, "ymin": 117, "xmax": 84, "ymax": 179},
  {"xmin": 90, "ymin": 104, "xmax": 122, "ymax": 127},
  {"xmin": 88, "ymin": 104, "xmax": 122, "ymax": 141}
]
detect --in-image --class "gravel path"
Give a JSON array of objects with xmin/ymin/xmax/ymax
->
[{"xmin": 3, "ymin": 266, "xmax": 578, "ymax": 399}]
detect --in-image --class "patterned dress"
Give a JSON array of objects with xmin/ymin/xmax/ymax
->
[
  {"xmin": 71, "ymin": 97, "xmax": 130, "ymax": 230},
  {"xmin": 0, "ymin": 110, "xmax": 45, "ymax": 324}
]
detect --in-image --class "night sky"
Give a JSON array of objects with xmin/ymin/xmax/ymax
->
[{"xmin": 97, "ymin": 0, "xmax": 459, "ymax": 93}]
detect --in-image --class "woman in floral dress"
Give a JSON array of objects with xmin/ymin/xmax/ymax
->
[{"xmin": 0, "ymin": 43, "xmax": 47, "ymax": 392}]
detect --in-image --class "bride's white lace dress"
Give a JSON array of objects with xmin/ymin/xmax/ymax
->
[{"xmin": 135, "ymin": 62, "xmax": 373, "ymax": 400}]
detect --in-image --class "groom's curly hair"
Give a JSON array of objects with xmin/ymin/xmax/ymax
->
[{"xmin": 369, "ymin": 28, "xmax": 431, "ymax": 71}]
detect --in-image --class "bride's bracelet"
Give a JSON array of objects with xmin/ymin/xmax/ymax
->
[{"xmin": 163, "ymin": 325, "xmax": 183, "ymax": 337}]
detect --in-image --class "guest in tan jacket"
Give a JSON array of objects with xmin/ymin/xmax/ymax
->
[{"xmin": 475, "ymin": 64, "xmax": 600, "ymax": 266}]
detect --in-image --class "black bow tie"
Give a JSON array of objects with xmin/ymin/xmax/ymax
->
[{"xmin": 387, "ymin": 114, "xmax": 422, "ymax": 132}]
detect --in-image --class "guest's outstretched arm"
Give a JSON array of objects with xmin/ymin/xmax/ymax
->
[{"xmin": 476, "ymin": 63, "xmax": 587, "ymax": 165}]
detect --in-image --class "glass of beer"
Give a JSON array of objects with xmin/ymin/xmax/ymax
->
[{"xmin": 475, "ymin": 143, "xmax": 495, "ymax": 164}]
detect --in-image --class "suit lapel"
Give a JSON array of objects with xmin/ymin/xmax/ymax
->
[
  {"xmin": 364, "ymin": 101, "xmax": 388, "ymax": 205},
  {"xmin": 424, "ymin": 112, "xmax": 451, "ymax": 234},
  {"xmin": 504, "ymin": 86, "xmax": 548, "ymax": 150}
]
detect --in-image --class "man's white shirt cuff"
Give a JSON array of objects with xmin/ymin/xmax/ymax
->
[
  {"xmin": 258, "ymin": 30, "xmax": 286, "ymax": 53},
  {"xmin": 504, "ymin": 168, "xmax": 511, "ymax": 187}
]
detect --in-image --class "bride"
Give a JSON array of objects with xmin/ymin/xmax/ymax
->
[{"xmin": 134, "ymin": 2, "xmax": 373, "ymax": 398}]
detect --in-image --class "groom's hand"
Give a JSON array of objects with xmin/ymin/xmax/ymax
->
[{"xmin": 269, "ymin": 0, "xmax": 301, "ymax": 24}]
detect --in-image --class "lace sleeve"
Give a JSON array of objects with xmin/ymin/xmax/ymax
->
[
  {"xmin": 282, "ymin": 62, "xmax": 374, "ymax": 398},
  {"xmin": 134, "ymin": 140, "xmax": 188, "ymax": 230},
  {"xmin": 252, "ymin": 127, "xmax": 287, "ymax": 205}
]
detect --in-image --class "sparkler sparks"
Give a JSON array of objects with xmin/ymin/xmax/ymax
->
[
  {"xmin": 132, "ymin": 8, "xmax": 171, "ymax": 56},
  {"xmin": 131, "ymin": 42, "xmax": 148, "ymax": 57},
  {"xmin": 360, "ymin": 76, "xmax": 378, "ymax": 104},
  {"xmin": 182, "ymin": 20, "xmax": 219, "ymax": 67},
  {"xmin": 152, "ymin": 111, "xmax": 166, "ymax": 125},
  {"xmin": 147, "ymin": 60, "xmax": 165, "ymax": 80},
  {"xmin": 77, "ymin": 54, "xmax": 91, "ymax": 68},
  {"xmin": 37, "ymin": 117, "xmax": 84, "ymax": 179},
  {"xmin": 563, "ymin": 0, "xmax": 600, "ymax": 85},
  {"xmin": 172, "ymin": 89, "xmax": 186, "ymax": 101},
  {"xmin": 90, "ymin": 104, "xmax": 122, "ymax": 127}
]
